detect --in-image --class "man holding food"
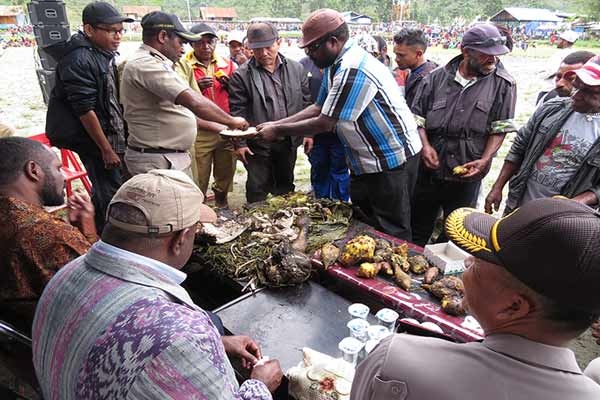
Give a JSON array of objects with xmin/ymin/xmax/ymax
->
[
  {"xmin": 409, "ymin": 23, "xmax": 517, "ymax": 246},
  {"xmin": 228, "ymin": 22, "xmax": 311, "ymax": 203},
  {"xmin": 184, "ymin": 23, "xmax": 237, "ymax": 208}
]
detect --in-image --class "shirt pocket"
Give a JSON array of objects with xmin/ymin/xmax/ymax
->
[
  {"xmin": 371, "ymin": 376, "xmax": 408, "ymax": 399},
  {"xmin": 470, "ymin": 100, "xmax": 493, "ymax": 134},
  {"xmin": 427, "ymin": 99, "xmax": 448, "ymax": 131}
]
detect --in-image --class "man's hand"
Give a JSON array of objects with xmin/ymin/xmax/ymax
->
[
  {"xmin": 256, "ymin": 123, "xmax": 278, "ymax": 142},
  {"xmin": 420, "ymin": 144, "xmax": 439, "ymax": 170},
  {"xmin": 303, "ymin": 137, "xmax": 314, "ymax": 155},
  {"xmin": 250, "ymin": 359, "xmax": 283, "ymax": 393},
  {"xmin": 222, "ymin": 335, "xmax": 261, "ymax": 369},
  {"xmin": 102, "ymin": 148, "xmax": 121, "ymax": 169},
  {"xmin": 460, "ymin": 158, "xmax": 492, "ymax": 179},
  {"xmin": 229, "ymin": 116, "xmax": 249, "ymax": 130},
  {"xmin": 216, "ymin": 75, "xmax": 230, "ymax": 89},
  {"xmin": 485, "ymin": 186, "xmax": 503, "ymax": 214},
  {"xmin": 197, "ymin": 77, "xmax": 214, "ymax": 90},
  {"xmin": 67, "ymin": 192, "xmax": 95, "ymax": 224},
  {"xmin": 236, "ymin": 146, "xmax": 254, "ymax": 165}
]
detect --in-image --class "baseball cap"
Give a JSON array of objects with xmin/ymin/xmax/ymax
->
[
  {"xmin": 560, "ymin": 30, "xmax": 579, "ymax": 44},
  {"xmin": 299, "ymin": 8, "xmax": 345, "ymax": 48},
  {"xmin": 82, "ymin": 2, "xmax": 133, "ymax": 25},
  {"xmin": 246, "ymin": 22, "xmax": 278, "ymax": 49},
  {"xmin": 191, "ymin": 23, "xmax": 217, "ymax": 38},
  {"xmin": 461, "ymin": 23, "xmax": 509, "ymax": 56},
  {"xmin": 141, "ymin": 11, "xmax": 202, "ymax": 42},
  {"xmin": 107, "ymin": 169, "xmax": 217, "ymax": 234},
  {"xmin": 445, "ymin": 197, "xmax": 600, "ymax": 311},
  {"xmin": 564, "ymin": 55, "xmax": 600, "ymax": 86},
  {"xmin": 227, "ymin": 30, "xmax": 245, "ymax": 45}
]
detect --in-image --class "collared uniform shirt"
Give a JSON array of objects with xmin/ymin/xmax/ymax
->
[
  {"xmin": 351, "ymin": 333, "xmax": 600, "ymax": 400},
  {"xmin": 121, "ymin": 44, "xmax": 197, "ymax": 151},
  {"xmin": 317, "ymin": 40, "xmax": 421, "ymax": 175},
  {"xmin": 0, "ymin": 196, "xmax": 92, "ymax": 332},
  {"xmin": 32, "ymin": 241, "xmax": 272, "ymax": 400}
]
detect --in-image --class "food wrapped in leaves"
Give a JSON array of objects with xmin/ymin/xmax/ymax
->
[
  {"xmin": 422, "ymin": 276, "xmax": 464, "ymax": 299},
  {"xmin": 264, "ymin": 241, "xmax": 312, "ymax": 286}
]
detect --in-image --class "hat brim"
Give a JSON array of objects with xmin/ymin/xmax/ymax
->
[
  {"xmin": 565, "ymin": 68, "xmax": 600, "ymax": 87},
  {"xmin": 248, "ymin": 38, "xmax": 276, "ymax": 49},
  {"xmin": 445, "ymin": 207, "xmax": 502, "ymax": 265},
  {"xmin": 199, "ymin": 204, "xmax": 217, "ymax": 224},
  {"xmin": 464, "ymin": 44, "xmax": 509, "ymax": 56},
  {"xmin": 99, "ymin": 16, "xmax": 134, "ymax": 24},
  {"xmin": 175, "ymin": 31, "xmax": 204, "ymax": 42}
]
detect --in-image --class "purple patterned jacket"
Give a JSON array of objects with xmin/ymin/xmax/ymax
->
[{"xmin": 32, "ymin": 241, "xmax": 272, "ymax": 400}]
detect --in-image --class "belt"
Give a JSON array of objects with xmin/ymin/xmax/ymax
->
[{"xmin": 127, "ymin": 145, "xmax": 187, "ymax": 154}]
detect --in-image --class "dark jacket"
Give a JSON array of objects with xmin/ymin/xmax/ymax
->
[
  {"xmin": 405, "ymin": 60, "xmax": 438, "ymax": 109},
  {"xmin": 412, "ymin": 55, "xmax": 517, "ymax": 181},
  {"xmin": 228, "ymin": 54, "xmax": 311, "ymax": 152},
  {"xmin": 505, "ymin": 97, "xmax": 600, "ymax": 214},
  {"xmin": 45, "ymin": 32, "xmax": 120, "ymax": 154}
]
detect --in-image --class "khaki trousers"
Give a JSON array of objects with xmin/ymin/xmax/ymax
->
[{"xmin": 194, "ymin": 130, "xmax": 236, "ymax": 195}]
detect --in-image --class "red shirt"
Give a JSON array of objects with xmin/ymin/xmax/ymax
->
[{"xmin": 184, "ymin": 50, "xmax": 235, "ymax": 113}]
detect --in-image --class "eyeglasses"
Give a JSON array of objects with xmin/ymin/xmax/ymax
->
[
  {"xmin": 94, "ymin": 26, "xmax": 124, "ymax": 36},
  {"xmin": 305, "ymin": 35, "xmax": 331, "ymax": 54},
  {"xmin": 465, "ymin": 36, "xmax": 506, "ymax": 47}
]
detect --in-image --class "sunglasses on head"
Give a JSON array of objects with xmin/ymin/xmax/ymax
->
[{"xmin": 466, "ymin": 36, "xmax": 506, "ymax": 47}]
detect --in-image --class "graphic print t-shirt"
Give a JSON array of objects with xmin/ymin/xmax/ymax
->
[{"xmin": 521, "ymin": 112, "xmax": 600, "ymax": 204}]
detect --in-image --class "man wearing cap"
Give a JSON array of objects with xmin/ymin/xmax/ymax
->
[
  {"xmin": 352, "ymin": 197, "xmax": 600, "ymax": 400},
  {"xmin": 121, "ymin": 12, "xmax": 249, "ymax": 178},
  {"xmin": 228, "ymin": 22, "xmax": 311, "ymax": 203},
  {"xmin": 409, "ymin": 23, "xmax": 517, "ymax": 246},
  {"xmin": 182, "ymin": 23, "xmax": 237, "ymax": 207},
  {"xmin": 32, "ymin": 169, "xmax": 283, "ymax": 399},
  {"xmin": 45, "ymin": 1, "xmax": 133, "ymax": 231},
  {"xmin": 536, "ymin": 51, "xmax": 595, "ymax": 106},
  {"xmin": 228, "ymin": 31, "xmax": 248, "ymax": 66},
  {"xmin": 486, "ymin": 55, "xmax": 600, "ymax": 215},
  {"xmin": 257, "ymin": 9, "xmax": 422, "ymax": 240}
]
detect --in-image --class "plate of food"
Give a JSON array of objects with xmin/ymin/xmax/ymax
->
[{"xmin": 219, "ymin": 127, "xmax": 260, "ymax": 138}]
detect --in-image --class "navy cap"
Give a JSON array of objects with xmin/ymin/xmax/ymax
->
[{"xmin": 462, "ymin": 23, "xmax": 509, "ymax": 56}]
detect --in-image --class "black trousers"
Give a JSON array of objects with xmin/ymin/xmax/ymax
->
[
  {"xmin": 411, "ymin": 170, "xmax": 481, "ymax": 247},
  {"xmin": 350, "ymin": 154, "xmax": 420, "ymax": 241},
  {"xmin": 245, "ymin": 140, "xmax": 297, "ymax": 203},
  {"xmin": 78, "ymin": 152, "xmax": 124, "ymax": 233}
]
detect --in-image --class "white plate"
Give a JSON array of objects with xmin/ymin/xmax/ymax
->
[{"xmin": 219, "ymin": 127, "xmax": 259, "ymax": 138}]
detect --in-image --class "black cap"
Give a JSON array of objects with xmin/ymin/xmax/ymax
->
[
  {"xmin": 246, "ymin": 22, "xmax": 278, "ymax": 49},
  {"xmin": 82, "ymin": 2, "xmax": 133, "ymax": 25},
  {"xmin": 141, "ymin": 11, "xmax": 202, "ymax": 41},
  {"xmin": 445, "ymin": 197, "xmax": 600, "ymax": 312},
  {"xmin": 461, "ymin": 23, "xmax": 509, "ymax": 56},
  {"xmin": 191, "ymin": 23, "xmax": 217, "ymax": 38}
]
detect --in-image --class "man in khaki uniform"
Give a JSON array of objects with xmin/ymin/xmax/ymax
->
[
  {"xmin": 351, "ymin": 197, "xmax": 600, "ymax": 400},
  {"xmin": 121, "ymin": 12, "xmax": 248, "ymax": 177}
]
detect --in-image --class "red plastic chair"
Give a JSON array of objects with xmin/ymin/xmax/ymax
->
[{"xmin": 28, "ymin": 133, "xmax": 92, "ymax": 197}]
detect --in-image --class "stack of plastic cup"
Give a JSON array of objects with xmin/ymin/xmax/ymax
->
[
  {"xmin": 348, "ymin": 303, "xmax": 369, "ymax": 320},
  {"xmin": 375, "ymin": 308, "xmax": 399, "ymax": 333},
  {"xmin": 347, "ymin": 318, "xmax": 370, "ymax": 342}
]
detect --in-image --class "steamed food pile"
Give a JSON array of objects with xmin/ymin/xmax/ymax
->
[{"xmin": 318, "ymin": 235, "xmax": 466, "ymax": 316}]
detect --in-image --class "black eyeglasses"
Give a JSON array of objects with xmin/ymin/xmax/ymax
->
[
  {"xmin": 94, "ymin": 26, "xmax": 124, "ymax": 36},
  {"xmin": 305, "ymin": 35, "xmax": 332, "ymax": 54},
  {"xmin": 465, "ymin": 36, "xmax": 506, "ymax": 47}
]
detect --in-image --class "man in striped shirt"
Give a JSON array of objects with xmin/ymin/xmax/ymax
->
[{"xmin": 258, "ymin": 9, "xmax": 422, "ymax": 240}]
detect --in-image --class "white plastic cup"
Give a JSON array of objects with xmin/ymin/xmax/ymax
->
[
  {"xmin": 375, "ymin": 308, "xmax": 399, "ymax": 333},
  {"xmin": 347, "ymin": 318, "xmax": 370, "ymax": 342},
  {"xmin": 348, "ymin": 303, "xmax": 369, "ymax": 320},
  {"xmin": 367, "ymin": 324, "xmax": 392, "ymax": 341},
  {"xmin": 338, "ymin": 337, "xmax": 364, "ymax": 366}
]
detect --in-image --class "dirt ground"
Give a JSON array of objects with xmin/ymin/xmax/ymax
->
[{"xmin": 1, "ymin": 42, "xmax": 599, "ymax": 368}]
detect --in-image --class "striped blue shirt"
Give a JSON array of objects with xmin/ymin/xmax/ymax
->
[{"xmin": 317, "ymin": 40, "xmax": 422, "ymax": 175}]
